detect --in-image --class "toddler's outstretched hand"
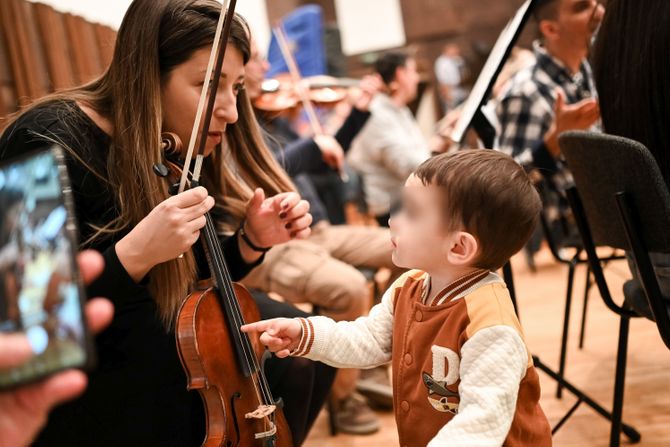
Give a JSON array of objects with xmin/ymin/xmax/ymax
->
[{"xmin": 241, "ymin": 318, "xmax": 303, "ymax": 358}]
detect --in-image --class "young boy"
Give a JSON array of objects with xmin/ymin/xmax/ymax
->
[{"xmin": 242, "ymin": 150, "xmax": 552, "ymax": 446}]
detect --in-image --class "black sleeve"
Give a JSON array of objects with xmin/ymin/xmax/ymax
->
[
  {"xmin": 87, "ymin": 230, "xmax": 265, "ymax": 304},
  {"xmin": 87, "ymin": 245, "xmax": 150, "ymax": 305},
  {"xmin": 1, "ymin": 117, "xmax": 148, "ymax": 306},
  {"xmin": 277, "ymin": 137, "xmax": 327, "ymax": 177},
  {"xmin": 334, "ymin": 107, "xmax": 371, "ymax": 153},
  {"xmin": 221, "ymin": 231, "xmax": 265, "ymax": 281},
  {"xmin": 273, "ymin": 108, "xmax": 371, "ymax": 176}
]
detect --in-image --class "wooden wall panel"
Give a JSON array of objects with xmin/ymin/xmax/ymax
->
[
  {"xmin": 1, "ymin": 0, "xmax": 51, "ymax": 104},
  {"xmin": 16, "ymin": 0, "xmax": 51, "ymax": 99},
  {"xmin": 94, "ymin": 24, "xmax": 116, "ymax": 69},
  {"xmin": 0, "ymin": 0, "xmax": 117, "ymax": 121},
  {"xmin": 33, "ymin": 3, "xmax": 76, "ymax": 90},
  {"xmin": 265, "ymin": 0, "xmax": 301, "ymax": 25},
  {"xmin": 0, "ymin": 6, "xmax": 18, "ymax": 118},
  {"xmin": 400, "ymin": 0, "xmax": 463, "ymax": 41},
  {"xmin": 63, "ymin": 13, "xmax": 103, "ymax": 84}
]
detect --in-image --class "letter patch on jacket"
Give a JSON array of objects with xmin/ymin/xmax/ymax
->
[{"xmin": 423, "ymin": 345, "xmax": 460, "ymax": 414}]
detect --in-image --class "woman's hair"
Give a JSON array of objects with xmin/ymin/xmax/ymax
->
[
  {"xmin": 3, "ymin": 0, "xmax": 294, "ymax": 326},
  {"xmin": 592, "ymin": 0, "xmax": 670, "ymax": 187}
]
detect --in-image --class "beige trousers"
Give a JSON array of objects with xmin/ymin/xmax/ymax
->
[{"xmin": 242, "ymin": 222, "xmax": 400, "ymax": 319}]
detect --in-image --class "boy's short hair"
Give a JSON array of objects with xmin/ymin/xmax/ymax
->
[
  {"xmin": 374, "ymin": 51, "xmax": 410, "ymax": 85},
  {"xmin": 414, "ymin": 150, "xmax": 542, "ymax": 270}
]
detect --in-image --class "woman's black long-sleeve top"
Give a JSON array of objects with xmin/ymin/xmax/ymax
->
[{"xmin": 0, "ymin": 100, "xmax": 261, "ymax": 446}]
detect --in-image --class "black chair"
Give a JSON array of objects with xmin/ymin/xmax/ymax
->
[
  {"xmin": 536, "ymin": 199, "xmax": 625, "ymax": 399},
  {"xmin": 559, "ymin": 130, "xmax": 670, "ymax": 447}
]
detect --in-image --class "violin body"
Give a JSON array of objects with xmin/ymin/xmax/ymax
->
[{"xmin": 176, "ymin": 282, "xmax": 293, "ymax": 447}]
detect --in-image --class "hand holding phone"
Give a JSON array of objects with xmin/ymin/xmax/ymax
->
[
  {"xmin": 0, "ymin": 147, "xmax": 97, "ymax": 388},
  {"xmin": 0, "ymin": 146, "xmax": 114, "ymax": 444},
  {"xmin": 0, "ymin": 250, "xmax": 113, "ymax": 447}
]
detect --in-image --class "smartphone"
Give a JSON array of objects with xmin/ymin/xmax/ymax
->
[{"xmin": 0, "ymin": 146, "xmax": 94, "ymax": 389}]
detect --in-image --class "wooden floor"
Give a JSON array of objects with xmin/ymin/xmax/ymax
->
[{"xmin": 303, "ymin": 246, "xmax": 670, "ymax": 446}]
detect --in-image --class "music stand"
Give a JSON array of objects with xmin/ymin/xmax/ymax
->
[
  {"xmin": 449, "ymin": 0, "xmax": 538, "ymax": 314},
  {"xmin": 449, "ymin": 0, "xmax": 536, "ymax": 150},
  {"xmin": 451, "ymin": 0, "xmax": 640, "ymax": 442}
]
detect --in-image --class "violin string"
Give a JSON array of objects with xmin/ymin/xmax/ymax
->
[
  {"xmin": 202, "ymin": 217, "xmax": 265, "ymax": 392},
  {"xmin": 177, "ymin": 164, "xmax": 272, "ymax": 419},
  {"xmin": 205, "ymin": 220, "xmax": 279, "ymax": 434},
  {"xmin": 202, "ymin": 215, "xmax": 276, "ymax": 407},
  {"xmin": 178, "ymin": 137, "xmax": 275, "ymax": 427}
]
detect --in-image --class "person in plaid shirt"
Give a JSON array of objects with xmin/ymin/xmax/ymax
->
[{"xmin": 496, "ymin": 0, "xmax": 605, "ymax": 262}]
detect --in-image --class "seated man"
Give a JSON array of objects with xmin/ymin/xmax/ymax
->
[
  {"xmin": 496, "ymin": 0, "xmax": 604, "ymax": 263},
  {"xmin": 347, "ymin": 51, "xmax": 448, "ymax": 227},
  {"xmin": 243, "ymin": 37, "xmax": 402, "ymax": 434}
]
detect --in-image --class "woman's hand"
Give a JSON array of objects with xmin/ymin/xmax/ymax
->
[
  {"xmin": 243, "ymin": 189, "xmax": 312, "ymax": 250},
  {"xmin": 241, "ymin": 318, "xmax": 303, "ymax": 358},
  {"xmin": 116, "ymin": 186, "xmax": 214, "ymax": 281}
]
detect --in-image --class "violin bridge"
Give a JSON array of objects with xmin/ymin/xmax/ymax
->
[
  {"xmin": 245, "ymin": 404, "xmax": 278, "ymax": 439},
  {"xmin": 244, "ymin": 404, "xmax": 276, "ymax": 419}
]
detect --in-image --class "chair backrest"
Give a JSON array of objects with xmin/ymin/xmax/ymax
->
[
  {"xmin": 559, "ymin": 131, "xmax": 670, "ymax": 253},
  {"xmin": 559, "ymin": 130, "xmax": 670, "ymax": 348}
]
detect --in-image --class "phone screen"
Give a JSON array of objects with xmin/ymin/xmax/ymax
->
[{"xmin": 0, "ymin": 146, "xmax": 92, "ymax": 388}]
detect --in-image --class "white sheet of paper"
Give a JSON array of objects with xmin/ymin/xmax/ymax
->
[{"xmin": 334, "ymin": 0, "xmax": 406, "ymax": 55}]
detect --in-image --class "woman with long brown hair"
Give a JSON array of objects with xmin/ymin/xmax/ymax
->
[{"xmin": 0, "ymin": 0, "xmax": 326, "ymax": 445}]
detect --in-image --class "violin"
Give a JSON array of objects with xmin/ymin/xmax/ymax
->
[
  {"xmin": 156, "ymin": 1, "xmax": 293, "ymax": 444},
  {"xmin": 158, "ymin": 131, "xmax": 293, "ymax": 447},
  {"xmin": 254, "ymin": 73, "xmax": 360, "ymax": 113}
]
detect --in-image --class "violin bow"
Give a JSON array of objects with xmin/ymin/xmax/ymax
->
[
  {"xmin": 271, "ymin": 24, "xmax": 324, "ymax": 136},
  {"xmin": 174, "ymin": 2, "xmax": 284, "ymax": 439},
  {"xmin": 178, "ymin": 0, "xmax": 238, "ymax": 194},
  {"xmin": 272, "ymin": 24, "xmax": 349, "ymax": 181}
]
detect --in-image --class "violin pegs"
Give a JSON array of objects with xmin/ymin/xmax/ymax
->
[
  {"xmin": 169, "ymin": 182, "xmax": 180, "ymax": 196},
  {"xmin": 153, "ymin": 163, "xmax": 169, "ymax": 178}
]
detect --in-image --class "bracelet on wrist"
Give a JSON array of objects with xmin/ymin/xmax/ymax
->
[{"xmin": 239, "ymin": 222, "xmax": 271, "ymax": 253}]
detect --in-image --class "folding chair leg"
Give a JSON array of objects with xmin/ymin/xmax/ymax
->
[
  {"xmin": 609, "ymin": 315, "xmax": 631, "ymax": 447},
  {"xmin": 534, "ymin": 355, "xmax": 641, "ymax": 443},
  {"xmin": 502, "ymin": 262, "xmax": 518, "ymax": 316},
  {"xmin": 579, "ymin": 265, "xmax": 592, "ymax": 349},
  {"xmin": 327, "ymin": 396, "xmax": 338, "ymax": 436},
  {"xmin": 557, "ymin": 258, "xmax": 578, "ymax": 399}
]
